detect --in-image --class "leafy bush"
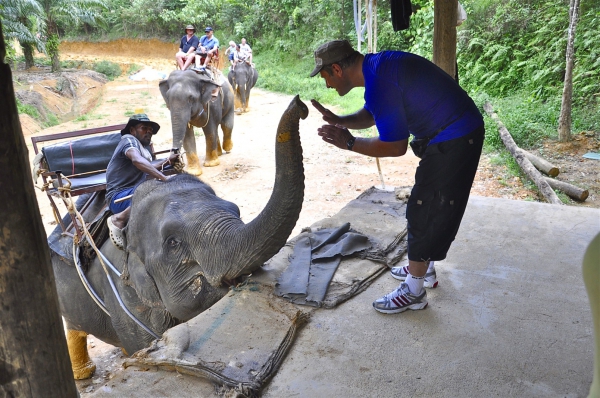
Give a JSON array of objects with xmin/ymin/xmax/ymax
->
[{"xmin": 93, "ymin": 60, "xmax": 122, "ymax": 80}]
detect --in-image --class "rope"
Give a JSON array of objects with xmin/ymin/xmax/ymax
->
[{"xmin": 58, "ymin": 177, "xmax": 161, "ymax": 339}]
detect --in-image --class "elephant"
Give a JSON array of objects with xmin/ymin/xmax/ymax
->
[
  {"xmin": 228, "ymin": 61, "xmax": 258, "ymax": 114},
  {"xmin": 49, "ymin": 96, "xmax": 308, "ymax": 379},
  {"xmin": 159, "ymin": 70, "xmax": 235, "ymax": 176}
]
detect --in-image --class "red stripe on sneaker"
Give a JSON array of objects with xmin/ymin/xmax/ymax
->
[
  {"xmin": 397, "ymin": 296, "xmax": 410, "ymax": 306},
  {"xmin": 392, "ymin": 297, "xmax": 404, "ymax": 307}
]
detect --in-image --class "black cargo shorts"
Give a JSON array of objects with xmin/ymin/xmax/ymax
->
[{"xmin": 406, "ymin": 125, "xmax": 485, "ymax": 262}]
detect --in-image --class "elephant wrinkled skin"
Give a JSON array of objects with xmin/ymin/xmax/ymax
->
[
  {"xmin": 159, "ymin": 70, "xmax": 235, "ymax": 175},
  {"xmin": 50, "ymin": 96, "xmax": 309, "ymax": 378},
  {"xmin": 228, "ymin": 62, "xmax": 258, "ymax": 114}
]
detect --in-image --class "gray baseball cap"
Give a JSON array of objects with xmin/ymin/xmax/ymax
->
[{"xmin": 310, "ymin": 40, "xmax": 356, "ymax": 77}]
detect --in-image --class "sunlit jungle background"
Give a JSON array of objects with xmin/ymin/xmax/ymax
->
[{"xmin": 2, "ymin": 0, "xmax": 599, "ymax": 156}]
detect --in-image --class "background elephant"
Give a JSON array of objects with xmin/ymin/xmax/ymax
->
[
  {"xmin": 49, "ymin": 96, "xmax": 308, "ymax": 379},
  {"xmin": 228, "ymin": 62, "xmax": 258, "ymax": 114},
  {"xmin": 159, "ymin": 70, "xmax": 235, "ymax": 175}
]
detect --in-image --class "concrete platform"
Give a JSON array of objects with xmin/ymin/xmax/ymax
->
[{"xmin": 90, "ymin": 196, "xmax": 600, "ymax": 397}]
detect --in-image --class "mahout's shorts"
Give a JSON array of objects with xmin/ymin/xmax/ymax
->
[
  {"xmin": 108, "ymin": 186, "xmax": 135, "ymax": 214},
  {"xmin": 406, "ymin": 125, "xmax": 485, "ymax": 262}
]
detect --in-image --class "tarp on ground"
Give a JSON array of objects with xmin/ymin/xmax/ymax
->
[{"xmin": 256, "ymin": 186, "xmax": 409, "ymax": 308}]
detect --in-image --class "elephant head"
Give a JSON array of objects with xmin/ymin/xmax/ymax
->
[
  {"xmin": 109, "ymin": 95, "xmax": 308, "ymax": 353},
  {"xmin": 159, "ymin": 70, "xmax": 219, "ymax": 151},
  {"xmin": 228, "ymin": 62, "xmax": 258, "ymax": 113}
]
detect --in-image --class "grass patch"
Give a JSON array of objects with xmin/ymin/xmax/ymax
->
[
  {"xmin": 43, "ymin": 111, "xmax": 60, "ymax": 128},
  {"xmin": 124, "ymin": 110, "xmax": 134, "ymax": 117},
  {"xmin": 16, "ymin": 99, "xmax": 40, "ymax": 119},
  {"xmin": 74, "ymin": 113, "xmax": 107, "ymax": 122},
  {"xmin": 93, "ymin": 61, "xmax": 122, "ymax": 81},
  {"xmin": 128, "ymin": 64, "xmax": 143, "ymax": 74}
]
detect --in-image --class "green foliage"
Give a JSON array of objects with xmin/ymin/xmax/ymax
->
[
  {"xmin": 255, "ymin": 49, "xmax": 364, "ymax": 115},
  {"xmin": 127, "ymin": 63, "xmax": 142, "ymax": 74},
  {"xmin": 16, "ymin": 98, "xmax": 40, "ymax": 118},
  {"xmin": 458, "ymin": 0, "xmax": 599, "ymax": 108},
  {"xmin": 45, "ymin": 33, "xmax": 59, "ymax": 59},
  {"xmin": 93, "ymin": 60, "xmax": 121, "ymax": 80}
]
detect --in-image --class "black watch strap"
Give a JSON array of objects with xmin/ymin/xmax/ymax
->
[{"xmin": 346, "ymin": 136, "xmax": 356, "ymax": 151}]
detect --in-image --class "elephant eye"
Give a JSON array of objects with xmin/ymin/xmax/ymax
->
[{"xmin": 166, "ymin": 237, "xmax": 181, "ymax": 249}]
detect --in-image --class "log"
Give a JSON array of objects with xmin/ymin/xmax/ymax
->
[
  {"xmin": 483, "ymin": 102, "xmax": 563, "ymax": 205},
  {"xmin": 544, "ymin": 177, "xmax": 588, "ymax": 201},
  {"xmin": 0, "ymin": 30, "xmax": 78, "ymax": 396},
  {"xmin": 521, "ymin": 149, "xmax": 560, "ymax": 177}
]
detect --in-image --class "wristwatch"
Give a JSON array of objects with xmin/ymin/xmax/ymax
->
[{"xmin": 346, "ymin": 136, "xmax": 356, "ymax": 151}]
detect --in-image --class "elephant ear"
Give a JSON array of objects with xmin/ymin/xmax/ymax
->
[
  {"xmin": 159, "ymin": 79, "xmax": 170, "ymax": 110},
  {"xmin": 124, "ymin": 248, "xmax": 164, "ymax": 309},
  {"xmin": 197, "ymin": 76, "xmax": 221, "ymax": 104}
]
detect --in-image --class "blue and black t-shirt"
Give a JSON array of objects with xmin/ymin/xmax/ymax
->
[
  {"xmin": 362, "ymin": 51, "xmax": 483, "ymax": 144},
  {"xmin": 105, "ymin": 135, "xmax": 152, "ymax": 205}
]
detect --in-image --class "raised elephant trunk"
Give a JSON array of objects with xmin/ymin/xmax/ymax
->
[{"xmin": 224, "ymin": 95, "xmax": 308, "ymax": 280}]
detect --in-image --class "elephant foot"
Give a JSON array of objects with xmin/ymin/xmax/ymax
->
[
  {"xmin": 223, "ymin": 140, "xmax": 233, "ymax": 153},
  {"xmin": 204, "ymin": 158, "xmax": 220, "ymax": 167},
  {"xmin": 235, "ymin": 108, "xmax": 243, "ymax": 115},
  {"xmin": 186, "ymin": 153, "xmax": 203, "ymax": 176},
  {"xmin": 66, "ymin": 330, "xmax": 96, "ymax": 380}
]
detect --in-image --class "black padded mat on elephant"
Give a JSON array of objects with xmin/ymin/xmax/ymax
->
[
  {"xmin": 253, "ymin": 187, "xmax": 408, "ymax": 308},
  {"xmin": 124, "ymin": 285, "xmax": 308, "ymax": 397}
]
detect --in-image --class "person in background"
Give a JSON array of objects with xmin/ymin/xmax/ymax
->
[
  {"xmin": 239, "ymin": 37, "xmax": 253, "ymax": 64},
  {"xmin": 225, "ymin": 40, "xmax": 239, "ymax": 70},
  {"xmin": 175, "ymin": 25, "xmax": 199, "ymax": 70}
]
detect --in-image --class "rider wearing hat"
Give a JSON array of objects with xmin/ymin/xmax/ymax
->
[
  {"xmin": 193, "ymin": 26, "xmax": 219, "ymax": 71},
  {"xmin": 106, "ymin": 114, "xmax": 179, "ymax": 249},
  {"xmin": 176, "ymin": 25, "xmax": 200, "ymax": 70}
]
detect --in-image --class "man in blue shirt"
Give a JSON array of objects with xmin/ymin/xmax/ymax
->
[
  {"xmin": 310, "ymin": 40, "xmax": 484, "ymax": 315},
  {"xmin": 193, "ymin": 26, "xmax": 219, "ymax": 71},
  {"xmin": 176, "ymin": 25, "xmax": 199, "ymax": 70}
]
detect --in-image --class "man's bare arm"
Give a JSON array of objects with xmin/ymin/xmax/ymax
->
[
  {"xmin": 126, "ymin": 148, "xmax": 169, "ymax": 181},
  {"xmin": 317, "ymin": 124, "xmax": 407, "ymax": 157}
]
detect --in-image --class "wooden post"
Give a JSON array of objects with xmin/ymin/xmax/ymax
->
[
  {"xmin": 433, "ymin": 0, "xmax": 458, "ymax": 78},
  {"xmin": 0, "ymin": 23, "xmax": 78, "ymax": 397}
]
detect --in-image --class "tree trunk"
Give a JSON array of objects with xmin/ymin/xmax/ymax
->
[
  {"xmin": 51, "ymin": 52, "xmax": 61, "ymax": 72},
  {"xmin": 557, "ymin": 0, "xmax": 580, "ymax": 142},
  {"xmin": 0, "ymin": 25, "xmax": 78, "ymax": 397},
  {"xmin": 521, "ymin": 150, "xmax": 560, "ymax": 177},
  {"xmin": 543, "ymin": 177, "xmax": 588, "ymax": 201},
  {"xmin": 22, "ymin": 42, "xmax": 35, "ymax": 69},
  {"xmin": 433, "ymin": 0, "xmax": 457, "ymax": 79},
  {"xmin": 483, "ymin": 102, "xmax": 563, "ymax": 205}
]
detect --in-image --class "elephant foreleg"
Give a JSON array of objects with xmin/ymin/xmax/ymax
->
[
  {"xmin": 67, "ymin": 329, "xmax": 96, "ymax": 380},
  {"xmin": 203, "ymin": 124, "xmax": 221, "ymax": 167},
  {"xmin": 221, "ymin": 115, "xmax": 234, "ymax": 153},
  {"xmin": 183, "ymin": 125, "xmax": 203, "ymax": 175}
]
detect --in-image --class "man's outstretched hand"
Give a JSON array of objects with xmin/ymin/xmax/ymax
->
[{"xmin": 311, "ymin": 99, "xmax": 342, "ymax": 126}]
